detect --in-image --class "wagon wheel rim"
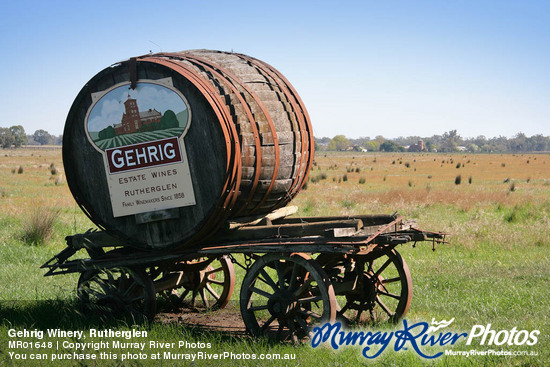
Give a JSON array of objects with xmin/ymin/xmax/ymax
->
[
  {"xmin": 165, "ymin": 255, "xmax": 235, "ymax": 311},
  {"xmin": 339, "ymin": 249, "xmax": 412, "ymax": 324},
  {"xmin": 240, "ymin": 253, "xmax": 337, "ymax": 342},
  {"xmin": 77, "ymin": 266, "xmax": 156, "ymax": 319}
]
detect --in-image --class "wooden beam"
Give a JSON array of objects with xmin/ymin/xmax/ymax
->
[
  {"xmin": 217, "ymin": 219, "xmax": 363, "ymax": 242},
  {"xmin": 227, "ymin": 205, "xmax": 298, "ymax": 229}
]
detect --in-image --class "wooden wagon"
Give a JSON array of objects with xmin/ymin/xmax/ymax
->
[{"xmin": 42, "ymin": 209, "xmax": 445, "ymax": 341}]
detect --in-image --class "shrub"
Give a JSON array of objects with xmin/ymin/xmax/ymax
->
[
  {"xmin": 17, "ymin": 166, "xmax": 24, "ymax": 174},
  {"xmin": 509, "ymin": 182, "xmax": 516, "ymax": 192},
  {"xmin": 359, "ymin": 177, "xmax": 366, "ymax": 184},
  {"xmin": 456, "ymin": 162, "xmax": 461, "ymax": 169},
  {"xmin": 455, "ymin": 175, "xmax": 462, "ymax": 185},
  {"xmin": 342, "ymin": 174, "xmax": 348, "ymax": 182},
  {"xmin": 309, "ymin": 173, "xmax": 327, "ymax": 184},
  {"xmin": 404, "ymin": 162, "xmax": 410, "ymax": 168},
  {"xmin": 468, "ymin": 176, "xmax": 473, "ymax": 184},
  {"xmin": 22, "ymin": 207, "xmax": 60, "ymax": 245}
]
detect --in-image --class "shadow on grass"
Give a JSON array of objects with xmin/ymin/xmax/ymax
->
[
  {"xmin": 0, "ymin": 300, "xmax": 282, "ymax": 346},
  {"xmin": 0, "ymin": 299, "xmax": 149, "ymax": 331}
]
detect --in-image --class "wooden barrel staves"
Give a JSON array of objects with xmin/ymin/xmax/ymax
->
[{"xmin": 63, "ymin": 50, "xmax": 314, "ymax": 249}]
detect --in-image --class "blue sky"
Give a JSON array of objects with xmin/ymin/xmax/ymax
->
[{"xmin": 1, "ymin": 0, "xmax": 549, "ymax": 139}]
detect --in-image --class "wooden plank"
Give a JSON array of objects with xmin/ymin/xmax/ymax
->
[
  {"xmin": 228, "ymin": 205, "xmax": 298, "ymax": 229},
  {"xmin": 327, "ymin": 227, "xmax": 358, "ymax": 238},
  {"xmin": 216, "ymin": 219, "xmax": 363, "ymax": 242},
  {"xmin": 273, "ymin": 214, "xmax": 399, "ymax": 227}
]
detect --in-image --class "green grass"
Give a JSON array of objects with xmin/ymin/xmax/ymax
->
[{"xmin": 0, "ymin": 150, "xmax": 549, "ymax": 366}]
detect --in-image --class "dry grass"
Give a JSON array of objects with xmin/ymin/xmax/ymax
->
[
  {"xmin": 21, "ymin": 206, "xmax": 60, "ymax": 245},
  {"xmin": 297, "ymin": 152, "xmax": 550, "ymax": 214}
]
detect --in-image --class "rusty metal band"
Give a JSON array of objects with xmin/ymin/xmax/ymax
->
[
  {"xmin": 148, "ymin": 56, "xmax": 240, "ymax": 243},
  {"xmin": 225, "ymin": 53, "xmax": 281, "ymax": 214},
  {"xmin": 138, "ymin": 56, "xmax": 242, "ymax": 244},
  {"xmin": 148, "ymin": 53, "xmax": 243, "ymax": 219},
  {"xmin": 177, "ymin": 53, "xmax": 263, "ymax": 217},
  {"xmin": 236, "ymin": 54, "xmax": 310, "ymax": 209},
  {"xmin": 251, "ymin": 57, "xmax": 314, "ymax": 200},
  {"xmin": 242, "ymin": 55, "xmax": 315, "ymax": 201}
]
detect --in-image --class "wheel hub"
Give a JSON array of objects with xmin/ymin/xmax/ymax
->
[
  {"xmin": 267, "ymin": 289, "xmax": 297, "ymax": 318},
  {"xmin": 346, "ymin": 272, "xmax": 377, "ymax": 310}
]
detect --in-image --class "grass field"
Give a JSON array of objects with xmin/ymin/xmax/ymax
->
[{"xmin": 0, "ymin": 148, "xmax": 548, "ymax": 366}]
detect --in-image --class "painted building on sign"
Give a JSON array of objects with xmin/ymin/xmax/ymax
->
[{"xmin": 114, "ymin": 97, "xmax": 162, "ymax": 135}]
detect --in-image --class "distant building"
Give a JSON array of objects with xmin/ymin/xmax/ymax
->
[
  {"xmin": 408, "ymin": 140, "xmax": 425, "ymax": 152},
  {"xmin": 114, "ymin": 97, "xmax": 162, "ymax": 135}
]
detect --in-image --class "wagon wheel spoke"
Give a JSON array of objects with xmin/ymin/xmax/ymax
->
[
  {"xmin": 382, "ymin": 277, "xmax": 402, "ymax": 284},
  {"xmin": 205, "ymin": 266, "xmax": 224, "ymax": 276},
  {"xmin": 258, "ymin": 268, "xmax": 278, "ymax": 291},
  {"xmin": 288, "ymin": 263, "xmax": 299, "ymax": 291},
  {"xmin": 378, "ymin": 289, "xmax": 401, "ymax": 300},
  {"xmin": 178, "ymin": 289, "xmax": 190, "ymax": 302},
  {"xmin": 77, "ymin": 267, "xmax": 156, "ymax": 319},
  {"xmin": 122, "ymin": 280, "xmax": 139, "ymax": 297},
  {"xmin": 274, "ymin": 260, "xmax": 286, "ymax": 289},
  {"xmin": 208, "ymin": 279, "xmax": 226, "ymax": 286},
  {"xmin": 199, "ymin": 288, "xmax": 209, "ymax": 309},
  {"xmin": 249, "ymin": 304, "xmax": 269, "ymax": 312},
  {"xmin": 191, "ymin": 290, "xmax": 198, "ymax": 307},
  {"xmin": 205, "ymin": 284, "xmax": 220, "ymax": 301},
  {"xmin": 259, "ymin": 315, "xmax": 277, "ymax": 332},
  {"xmin": 298, "ymin": 308, "xmax": 322, "ymax": 320},
  {"xmin": 374, "ymin": 258, "xmax": 393, "ymax": 278},
  {"xmin": 376, "ymin": 297, "xmax": 395, "ymax": 318},
  {"xmin": 295, "ymin": 314, "xmax": 309, "ymax": 334},
  {"xmin": 160, "ymin": 256, "xmax": 235, "ymax": 311},
  {"xmin": 240, "ymin": 253, "xmax": 336, "ymax": 341},
  {"xmin": 249, "ymin": 286, "xmax": 274, "ymax": 299},
  {"xmin": 293, "ymin": 277, "xmax": 314, "ymax": 298},
  {"xmin": 332, "ymin": 250, "xmax": 412, "ymax": 325},
  {"xmin": 297, "ymin": 295, "xmax": 322, "ymax": 304}
]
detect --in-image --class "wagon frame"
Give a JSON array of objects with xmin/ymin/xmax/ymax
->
[{"xmin": 42, "ymin": 210, "xmax": 446, "ymax": 341}]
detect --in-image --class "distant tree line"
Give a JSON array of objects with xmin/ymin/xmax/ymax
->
[
  {"xmin": 0, "ymin": 125, "xmax": 62, "ymax": 148},
  {"xmin": 316, "ymin": 131, "xmax": 550, "ymax": 153}
]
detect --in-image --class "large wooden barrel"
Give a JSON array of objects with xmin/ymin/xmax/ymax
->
[{"xmin": 63, "ymin": 50, "xmax": 314, "ymax": 249}]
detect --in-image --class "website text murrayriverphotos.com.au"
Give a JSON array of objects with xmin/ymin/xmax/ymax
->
[{"xmin": 310, "ymin": 318, "xmax": 540, "ymax": 360}]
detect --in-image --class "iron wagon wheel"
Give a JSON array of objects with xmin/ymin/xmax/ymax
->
[
  {"xmin": 77, "ymin": 266, "xmax": 156, "ymax": 319},
  {"xmin": 160, "ymin": 255, "xmax": 235, "ymax": 310},
  {"xmin": 339, "ymin": 249, "xmax": 413, "ymax": 324},
  {"xmin": 240, "ymin": 253, "xmax": 337, "ymax": 342}
]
